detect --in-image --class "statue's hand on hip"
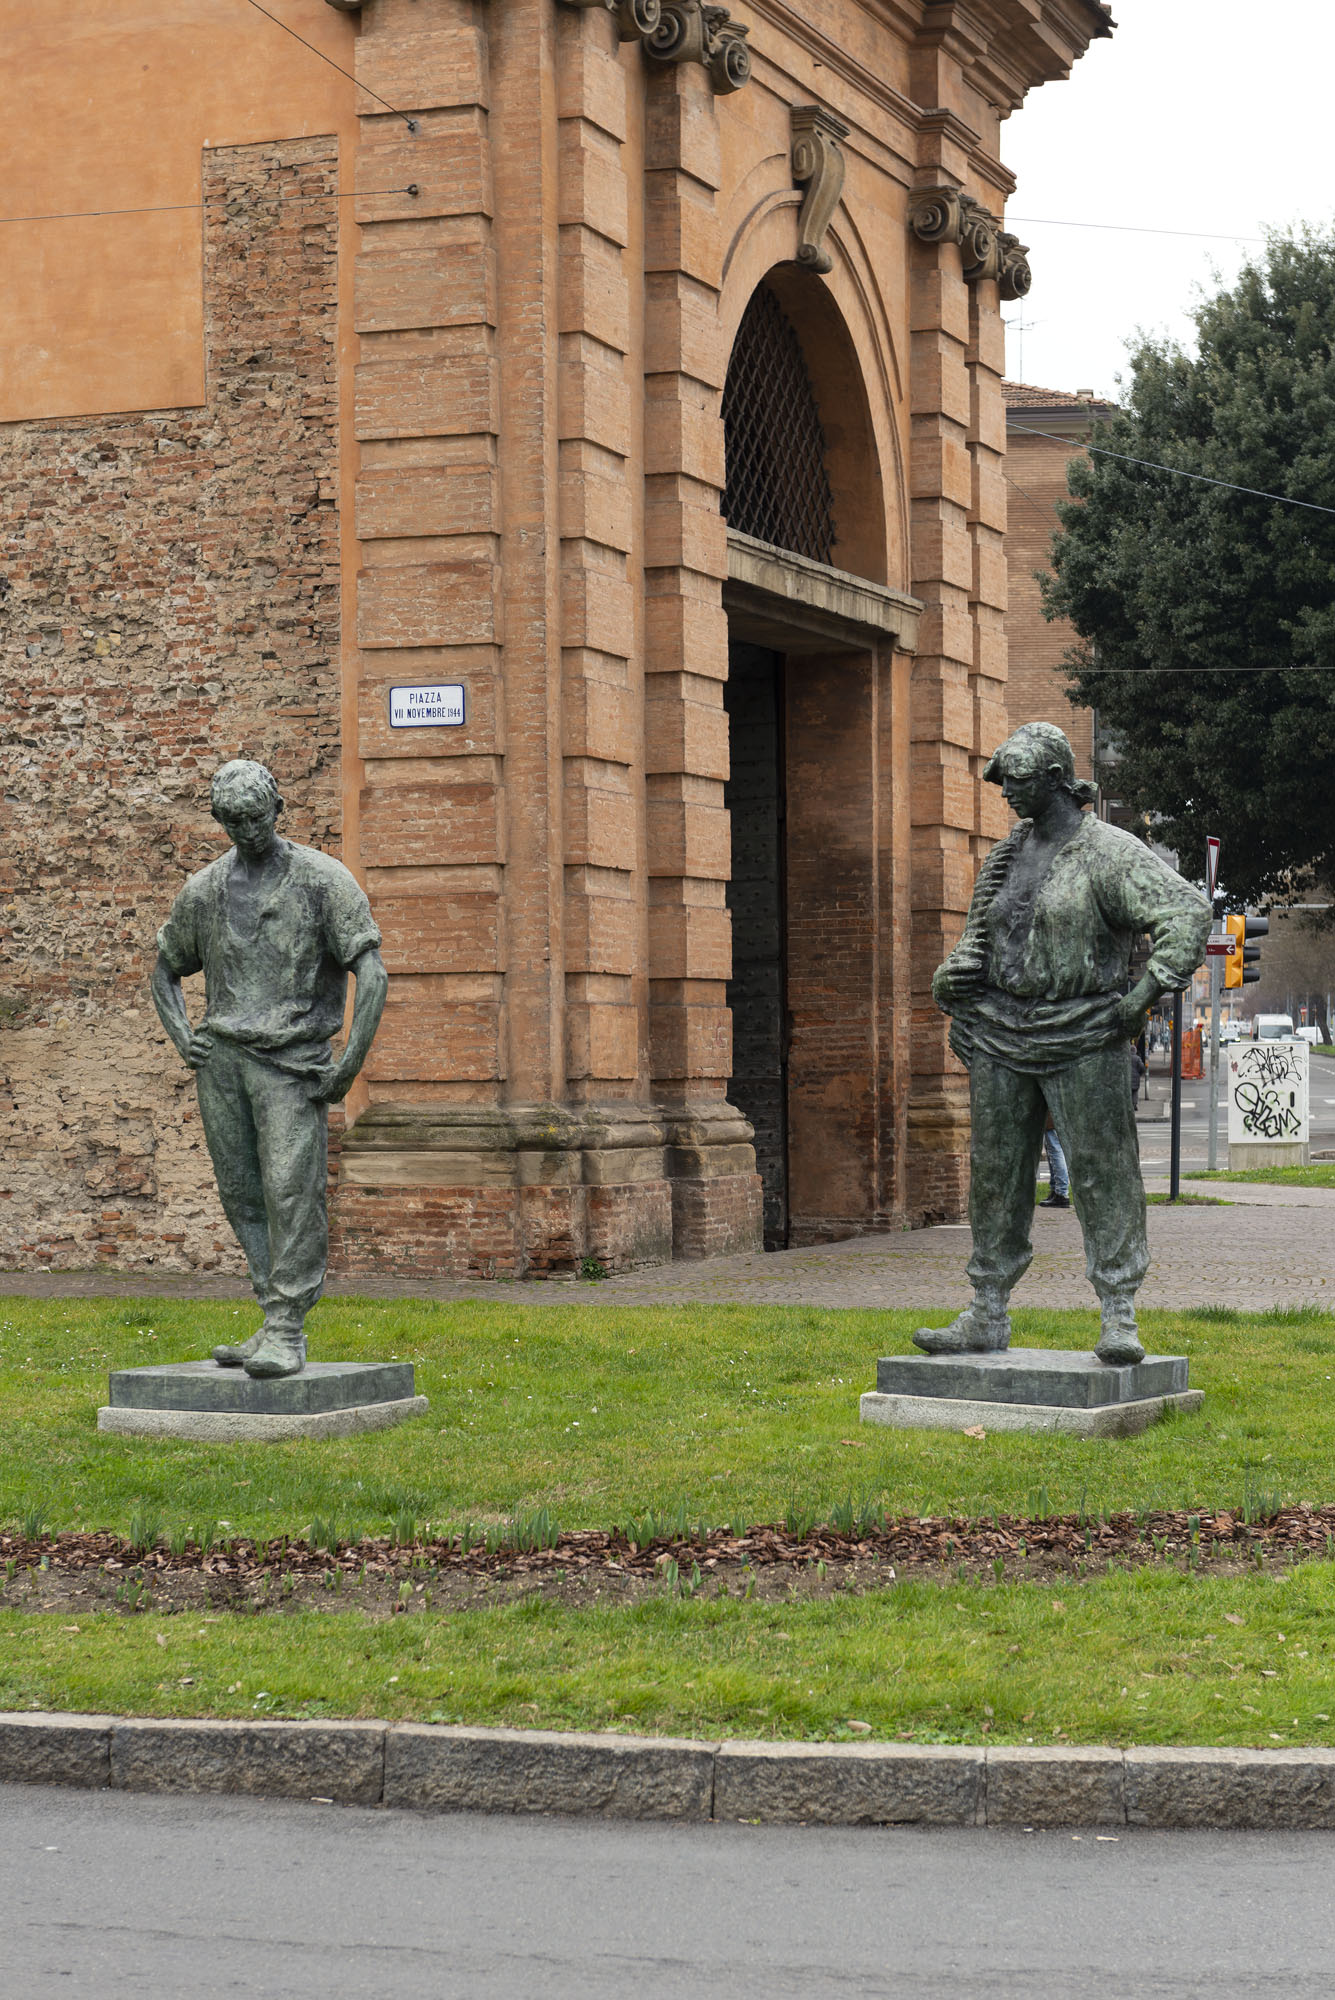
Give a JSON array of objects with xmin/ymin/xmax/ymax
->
[
  {"xmin": 181, "ymin": 1031, "xmax": 214, "ymax": 1069},
  {"xmin": 1112, "ymin": 993, "xmax": 1150, "ymax": 1042},
  {"xmin": 305, "ymin": 1063, "xmax": 352, "ymax": 1105},
  {"xmin": 933, "ymin": 957, "xmax": 984, "ymax": 1008}
]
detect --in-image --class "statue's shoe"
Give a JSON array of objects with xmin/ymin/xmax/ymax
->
[
  {"xmin": 212, "ymin": 1328, "xmax": 267, "ymax": 1368},
  {"xmin": 1095, "ymin": 1297, "xmax": 1145, "ymax": 1366},
  {"xmin": 242, "ymin": 1332, "xmax": 307, "ymax": 1379},
  {"xmin": 913, "ymin": 1303, "xmax": 1011, "ymax": 1355}
]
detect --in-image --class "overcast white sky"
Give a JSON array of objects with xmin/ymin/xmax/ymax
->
[{"xmin": 1000, "ymin": 0, "xmax": 1335, "ymax": 401}]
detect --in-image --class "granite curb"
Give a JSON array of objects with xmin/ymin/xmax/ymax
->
[{"xmin": 4, "ymin": 1714, "xmax": 1335, "ymax": 1828}]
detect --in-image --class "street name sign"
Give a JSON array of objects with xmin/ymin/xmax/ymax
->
[{"xmin": 388, "ymin": 684, "xmax": 466, "ymax": 728}]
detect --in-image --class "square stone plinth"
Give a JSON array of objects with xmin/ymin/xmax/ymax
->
[
  {"xmin": 876, "ymin": 1350, "xmax": 1189, "ymax": 1408},
  {"xmin": 98, "ymin": 1360, "xmax": 428, "ymax": 1441},
  {"xmin": 860, "ymin": 1348, "xmax": 1200, "ymax": 1439}
]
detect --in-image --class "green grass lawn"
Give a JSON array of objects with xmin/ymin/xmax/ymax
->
[
  {"xmin": 4, "ymin": 1292, "xmax": 1335, "ymax": 1745},
  {"xmin": 1191, "ymin": 1165, "xmax": 1335, "ymax": 1188},
  {"xmin": 3, "ymin": 1569, "xmax": 1333, "ymax": 1750},
  {"xmin": 3, "ymin": 1294, "xmax": 1332, "ymax": 1538}
]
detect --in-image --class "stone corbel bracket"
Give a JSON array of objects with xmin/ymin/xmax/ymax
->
[
  {"xmin": 790, "ymin": 105, "xmax": 849, "ymax": 275},
  {"xmin": 909, "ymin": 186, "xmax": 1032, "ymax": 299},
  {"xmin": 565, "ymin": 0, "xmax": 752, "ymax": 93},
  {"xmin": 997, "ymin": 230, "xmax": 1031, "ymax": 301}
]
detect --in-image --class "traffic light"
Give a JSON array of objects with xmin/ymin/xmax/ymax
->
[{"xmin": 1224, "ymin": 912, "xmax": 1268, "ymax": 988}]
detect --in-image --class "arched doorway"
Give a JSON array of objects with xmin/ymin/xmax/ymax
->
[{"xmin": 719, "ymin": 271, "xmax": 914, "ymax": 1248}]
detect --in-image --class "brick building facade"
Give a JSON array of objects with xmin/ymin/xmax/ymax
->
[
  {"xmin": 1002, "ymin": 379, "xmax": 1117, "ymax": 787},
  {"xmin": 1, "ymin": 0, "xmax": 1111, "ymax": 1278}
]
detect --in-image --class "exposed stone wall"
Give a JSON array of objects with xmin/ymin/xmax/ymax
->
[
  {"xmin": 332, "ymin": 1178, "xmax": 675, "ymax": 1281},
  {"xmin": 0, "ymin": 137, "xmax": 343, "ymax": 1272},
  {"xmin": 670, "ymin": 1172, "xmax": 764, "ymax": 1261}
]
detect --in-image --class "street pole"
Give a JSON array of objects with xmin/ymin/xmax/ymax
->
[
  {"xmin": 1203, "ymin": 833, "xmax": 1222, "ymax": 1178},
  {"xmin": 1169, "ymin": 988, "xmax": 1183, "ymax": 1202},
  {"xmin": 1207, "ymin": 951, "xmax": 1222, "ymax": 1172}
]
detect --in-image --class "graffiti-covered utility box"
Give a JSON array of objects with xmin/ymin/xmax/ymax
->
[{"xmin": 1226, "ymin": 1039, "xmax": 1310, "ymax": 1168}]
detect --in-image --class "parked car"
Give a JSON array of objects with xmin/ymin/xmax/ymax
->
[
  {"xmin": 1219, "ymin": 1020, "xmax": 1242, "ymax": 1044},
  {"xmin": 1297, "ymin": 1025, "xmax": 1321, "ymax": 1046},
  {"xmin": 1251, "ymin": 1014, "xmax": 1296, "ymax": 1040}
]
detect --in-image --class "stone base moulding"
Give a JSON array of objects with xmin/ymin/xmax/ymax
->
[
  {"xmin": 5, "ymin": 1717, "xmax": 1335, "ymax": 1830},
  {"xmin": 1229, "ymin": 1141, "xmax": 1308, "ymax": 1169},
  {"xmin": 97, "ymin": 1398, "xmax": 429, "ymax": 1442},
  {"xmin": 860, "ymin": 1347, "xmax": 1203, "ymax": 1438},
  {"xmin": 97, "ymin": 1359, "xmax": 428, "ymax": 1443},
  {"xmin": 334, "ymin": 1100, "xmax": 763, "ymax": 1276},
  {"xmin": 860, "ymin": 1391, "xmax": 1204, "ymax": 1439}
]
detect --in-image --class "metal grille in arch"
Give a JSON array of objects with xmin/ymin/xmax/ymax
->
[{"xmin": 722, "ymin": 284, "xmax": 835, "ymax": 566}]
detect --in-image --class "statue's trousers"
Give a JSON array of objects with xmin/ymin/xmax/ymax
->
[
  {"xmin": 965, "ymin": 1043, "xmax": 1149, "ymax": 1303},
  {"xmin": 194, "ymin": 1040, "xmax": 328, "ymax": 1333}
]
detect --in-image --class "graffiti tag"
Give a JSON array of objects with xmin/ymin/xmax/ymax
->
[
  {"xmin": 1233, "ymin": 1079, "xmax": 1301, "ymax": 1140},
  {"xmin": 1239, "ymin": 1043, "xmax": 1303, "ymax": 1088}
]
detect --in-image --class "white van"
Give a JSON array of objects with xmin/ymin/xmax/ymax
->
[{"xmin": 1251, "ymin": 1014, "xmax": 1296, "ymax": 1040}]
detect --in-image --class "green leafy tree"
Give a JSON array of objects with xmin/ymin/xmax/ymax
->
[{"xmin": 1041, "ymin": 230, "xmax": 1335, "ymax": 905}]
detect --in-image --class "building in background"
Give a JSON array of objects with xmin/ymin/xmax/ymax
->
[
  {"xmin": 1003, "ymin": 379, "xmax": 1117, "ymax": 791},
  {"xmin": 1, "ymin": 0, "xmax": 1113, "ymax": 1279}
]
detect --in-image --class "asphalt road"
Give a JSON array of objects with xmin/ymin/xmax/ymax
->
[
  {"xmin": 1139, "ymin": 1047, "xmax": 1335, "ymax": 1178},
  {"xmin": 5, "ymin": 1784, "xmax": 1335, "ymax": 1999}
]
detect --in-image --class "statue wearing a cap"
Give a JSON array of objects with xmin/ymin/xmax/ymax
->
[{"xmin": 918, "ymin": 722, "xmax": 1210, "ymax": 1365}]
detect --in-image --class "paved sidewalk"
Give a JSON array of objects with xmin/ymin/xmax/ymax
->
[{"xmin": 3, "ymin": 1188, "xmax": 1332, "ymax": 1313}]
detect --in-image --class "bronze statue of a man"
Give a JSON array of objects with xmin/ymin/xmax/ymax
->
[
  {"xmin": 919, "ymin": 722, "xmax": 1210, "ymax": 1366},
  {"xmin": 151, "ymin": 761, "xmax": 388, "ymax": 1378}
]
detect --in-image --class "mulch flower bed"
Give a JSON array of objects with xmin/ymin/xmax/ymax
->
[{"xmin": 4, "ymin": 1504, "xmax": 1334, "ymax": 1616}]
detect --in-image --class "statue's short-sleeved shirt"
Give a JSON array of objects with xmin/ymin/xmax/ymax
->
[
  {"xmin": 941, "ymin": 814, "xmax": 1211, "ymax": 1073},
  {"xmin": 156, "ymin": 840, "xmax": 381, "ymax": 1073}
]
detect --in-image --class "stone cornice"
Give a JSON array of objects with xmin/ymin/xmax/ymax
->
[
  {"xmin": 916, "ymin": 0, "xmax": 1115, "ymax": 113},
  {"xmin": 1004, "ymin": 404, "xmax": 1114, "ymax": 436},
  {"xmin": 725, "ymin": 531, "xmax": 922, "ymax": 653},
  {"xmin": 326, "ymin": 0, "xmax": 1111, "ymax": 112},
  {"xmin": 915, "ymin": 106, "xmax": 985, "ymax": 154}
]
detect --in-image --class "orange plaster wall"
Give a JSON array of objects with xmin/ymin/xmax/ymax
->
[{"xmin": 0, "ymin": 0, "xmax": 357, "ymax": 420}]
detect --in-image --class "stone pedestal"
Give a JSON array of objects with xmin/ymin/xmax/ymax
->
[
  {"xmin": 97, "ymin": 1360, "xmax": 428, "ymax": 1442},
  {"xmin": 1228, "ymin": 1141, "xmax": 1307, "ymax": 1169},
  {"xmin": 859, "ymin": 1348, "xmax": 1201, "ymax": 1438}
]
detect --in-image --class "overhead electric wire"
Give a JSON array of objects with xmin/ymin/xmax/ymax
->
[
  {"xmin": 1008, "ymin": 421, "xmax": 1335, "ymax": 518},
  {"xmin": 0, "ymin": 187, "xmax": 418, "ymax": 226},
  {"xmin": 241, "ymin": 0, "xmax": 418, "ymax": 127},
  {"xmin": 1009, "ymin": 215, "xmax": 1267, "ymax": 245},
  {"xmin": 1002, "ymin": 469, "xmax": 1058, "ymax": 525},
  {"xmin": 1000, "ymin": 475, "xmax": 1335, "ymax": 672}
]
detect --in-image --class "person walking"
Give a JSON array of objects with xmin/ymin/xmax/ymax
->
[
  {"xmin": 1131, "ymin": 1040, "xmax": 1147, "ymax": 1109},
  {"xmin": 1038, "ymin": 1113, "xmax": 1070, "ymax": 1208}
]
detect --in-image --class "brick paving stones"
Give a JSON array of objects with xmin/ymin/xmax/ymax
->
[{"xmin": 3, "ymin": 1186, "xmax": 1332, "ymax": 1313}]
